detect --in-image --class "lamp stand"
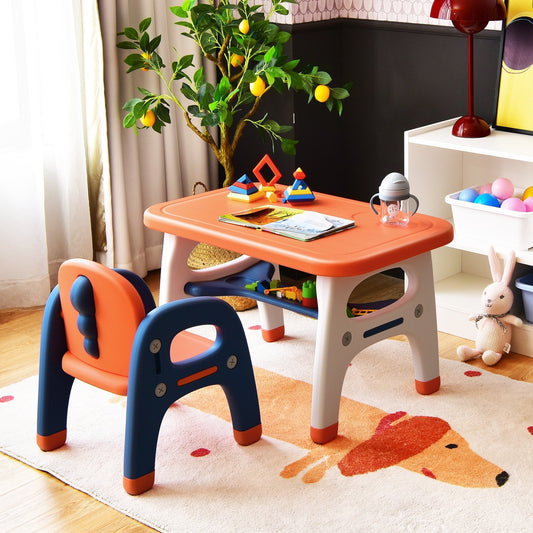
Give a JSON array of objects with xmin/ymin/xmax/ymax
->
[{"xmin": 452, "ymin": 32, "xmax": 491, "ymax": 138}]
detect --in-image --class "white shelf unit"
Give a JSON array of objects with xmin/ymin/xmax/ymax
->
[{"xmin": 405, "ymin": 118, "xmax": 533, "ymax": 356}]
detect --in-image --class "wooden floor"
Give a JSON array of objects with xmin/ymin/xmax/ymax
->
[{"xmin": 1, "ymin": 270, "xmax": 533, "ymax": 531}]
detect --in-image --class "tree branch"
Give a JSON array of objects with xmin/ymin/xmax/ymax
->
[
  {"xmin": 183, "ymin": 111, "xmax": 219, "ymax": 156},
  {"xmin": 231, "ymin": 93, "xmax": 265, "ymax": 152}
]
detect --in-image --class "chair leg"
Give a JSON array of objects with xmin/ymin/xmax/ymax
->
[
  {"xmin": 220, "ymin": 363, "xmax": 262, "ymax": 446},
  {"xmin": 37, "ymin": 287, "xmax": 75, "ymax": 451},
  {"xmin": 123, "ymin": 387, "xmax": 169, "ymax": 495}
]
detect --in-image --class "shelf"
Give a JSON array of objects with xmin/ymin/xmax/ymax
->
[
  {"xmin": 405, "ymin": 119, "xmax": 533, "ymax": 357},
  {"xmin": 447, "ymin": 238, "xmax": 533, "ymax": 266},
  {"xmin": 407, "ymin": 118, "xmax": 533, "ymax": 163}
]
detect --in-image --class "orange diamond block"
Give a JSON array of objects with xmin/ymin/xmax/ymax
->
[{"xmin": 253, "ymin": 154, "xmax": 282, "ymax": 188}]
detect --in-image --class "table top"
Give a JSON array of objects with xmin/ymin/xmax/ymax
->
[{"xmin": 144, "ymin": 187, "xmax": 453, "ymax": 277}]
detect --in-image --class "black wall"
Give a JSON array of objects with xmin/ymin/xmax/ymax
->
[{"xmin": 231, "ymin": 19, "xmax": 503, "ymax": 201}]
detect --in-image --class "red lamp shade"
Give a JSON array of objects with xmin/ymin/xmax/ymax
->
[
  {"xmin": 430, "ymin": 0, "xmax": 507, "ymax": 137},
  {"xmin": 431, "ymin": 0, "xmax": 506, "ymax": 29}
]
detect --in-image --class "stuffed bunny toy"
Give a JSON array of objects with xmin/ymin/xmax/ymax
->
[{"xmin": 457, "ymin": 247, "xmax": 522, "ymax": 366}]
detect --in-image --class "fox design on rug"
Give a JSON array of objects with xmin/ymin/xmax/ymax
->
[{"xmin": 179, "ymin": 366, "xmax": 509, "ymax": 488}]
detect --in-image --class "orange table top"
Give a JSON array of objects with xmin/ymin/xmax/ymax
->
[{"xmin": 144, "ymin": 187, "xmax": 453, "ymax": 277}]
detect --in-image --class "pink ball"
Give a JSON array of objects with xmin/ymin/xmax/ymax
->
[
  {"xmin": 501, "ymin": 197, "xmax": 526, "ymax": 212},
  {"xmin": 524, "ymin": 197, "xmax": 533, "ymax": 212},
  {"xmin": 479, "ymin": 183, "xmax": 492, "ymax": 195},
  {"xmin": 491, "ymin": 178, "xmax": 514, "ymax": 200}
]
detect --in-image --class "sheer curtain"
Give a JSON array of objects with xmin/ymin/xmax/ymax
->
[
  {"xmin": 98, "ymin": 0, "xmax": 218, "ymax": 275},
  {"xmin": 0, "ymin": 0, "xmax": 111, "ymax": 309},
  {"xmin": 1, "ymin": 0, "xmax": 217, "ymax": 309}
]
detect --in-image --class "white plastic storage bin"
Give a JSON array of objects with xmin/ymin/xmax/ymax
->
[{"xmin": 445, "ymin": 190, "xmax": 533, "ymax": 250}]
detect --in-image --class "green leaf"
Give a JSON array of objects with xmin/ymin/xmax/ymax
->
[
  {"xmin": 264, "ymin": 46, "xmax": 276, "ymax": 64},
  {"xmin": 170, "ymin": 6, "xmax": 188, "ymax": 18},
  {"xmin": 198, "ymin": 83, "xmax": 214, "ymax": 109},
  {"xmin": 281, "ymin": 138, "xmax": 298, "ymax": 155},
  {"xmin": 178, "ymin": 54, "xmax": 195, "ymax": 70},
  {"xmin": 123, "ymin": 98, "xmax": 143, "ymax": 112},
  {"xmin": 139, "ymin": 31, "xmax": 150, "ymax": 50},
  {"xmin": 201, "ymin": 111, "xmax": 220, "ymax": 127},
  {"xmin": 193, "ymin": 67, "xmax": 205, "ymax": 89},
  {"xmin": 276, "ymin": 31, "xmax": 291, "ymax": 44},
  {"xmin": 282, "ymin": 59, "xmax": 299, "ymax": 71},
  {"xmin": 148, "ymin": 35, "xmax": 161, "ymax": 53},
  {"xmin": 123, "ymin": 113, "xmax": 137, "ymax": 129},
  {"xmin": 180, "ymin": 83, "xmax": 198, "ymax": 102},
  {"xmin": 139, "ymin": 17, "xmax": 151, "ymax": 33},
  {"xmin": 274, "ymin": 5, "xmax": 289, "ymax": 16},
  {"xmin": 330, "ymin": 87, "xmax": 350, "ymax": 100},
  {"xmin": 155, "ymin": 103, "xmax": 171, "ymax": 123},
  {"xmin": 116, "ymin": 41, "xmax": 138, "ymax": 50},
  {"xmin": 243, "ymin": 69, "xmax": 257, "ymax": 83},
  {"xmin": 124, "ymin": 53, "xmax": 145, "ymax": 66},
  {"xmin": 123, "ymin": 27, "xmax": 139, "ymax": 40},
  {"xmin": 214, "ymin": 76, "xmax": 231, "ymax": 100},
  {"xmin": 313, "ymin": 71, "xmax": 332, "ymax": 85}
]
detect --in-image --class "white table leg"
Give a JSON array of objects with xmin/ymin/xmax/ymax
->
[{"xmin": 310, "ymin": 252, "xmax": 441, "ymax": 444}]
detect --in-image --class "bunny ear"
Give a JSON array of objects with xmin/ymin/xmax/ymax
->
[
  {"xmin": 488, "ymin": 246, "xmax": 502, "ymax": 282},
  {"xmin": 502, "ymin": 249, "xmax": 517, "ymax": 286}
]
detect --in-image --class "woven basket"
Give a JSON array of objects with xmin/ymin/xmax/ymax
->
[{"xmin": 187, "ymin": 182, "xmax": 257, "ymax": 312}]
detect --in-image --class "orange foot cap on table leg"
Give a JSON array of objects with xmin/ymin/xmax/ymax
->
[
  {"xmin": 415, "ymin": 376, "xmax": 440, "ymax": 395},
  {"xmin": 262, "ymin": 325, "xmax": 284, "ymax": 342},
  {"xmin": 310, "ymin": 422, "xmax": 338, "ymax": 444}
]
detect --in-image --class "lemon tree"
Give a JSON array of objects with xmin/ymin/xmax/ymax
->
[{"xmin": 117, "ymin": 0, "xmax": 350, "ymax": 186}]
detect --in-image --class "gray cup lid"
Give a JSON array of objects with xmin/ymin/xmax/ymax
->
[{"xmin": 378, "ymin": 172, "xmax": 410, "ymax": 201}]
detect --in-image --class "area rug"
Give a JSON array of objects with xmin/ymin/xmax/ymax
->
[{"xmin": 2, "ymin": 309, "xmax": 533, "ymax": 532}]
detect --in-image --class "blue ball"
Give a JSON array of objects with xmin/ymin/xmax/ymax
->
[
  {"xmin": 474, "ymin": 193, "xmax": 500, "ymax": 208},
  {"xmin": 458, "ymin": 188, "xmax": 479, "ymax": 202}
]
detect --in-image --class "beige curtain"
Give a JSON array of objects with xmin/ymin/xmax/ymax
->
[{"xmin": 98, "ymin": 0, "xmax": 218, "ymax": 277}]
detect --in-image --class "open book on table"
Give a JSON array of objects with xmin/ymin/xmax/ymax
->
[{"xmin": 218, "ymin": 205, "xmax": 355, "ymax": 241}]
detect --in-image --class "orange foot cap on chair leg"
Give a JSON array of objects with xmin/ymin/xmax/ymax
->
[
  {"xmin": 310, "ymin": 422, "xmax": 338, "ymax": 444},
  {"xmin": 123, "ymin": 471, "xmax": 155, "ymax": 495},
  {"xmin": 261, "ymin": 325, "xmax": 284, "ymax": 342},
  {"xmin": 37, "ymin": 429, "xmax": 67, "ymax": 451},
  {"xmin": 234, "ymin": 424, "xmax": 262, "ymax": 446},
  {"xmin": 415, "ymin": 376, "xmax": 440, "ymax": 395}
]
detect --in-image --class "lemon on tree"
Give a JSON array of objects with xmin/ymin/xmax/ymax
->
[
  {"xmin": 239, "ymin": 19, "xmax": 249, "ymax": 34},
  {"xmin": 230, "ymin": 53, "xmax": 245, "ymax": 68},
  {"xmin": 140, "ymin": 109, "xmax": 156, "ymax": 127},
  {"xmin": 250, "ymin": 76, "xmax": 266, "ymax": 97},
  {"xmin": 141, "ymin": 51, "xmax": 152, "ymax": 71},
  {"xmin": 314, "ymin": 84, "xmax": 330, "ymax": 103}
]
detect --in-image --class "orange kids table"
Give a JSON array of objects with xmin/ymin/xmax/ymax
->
[{"xmin": 144, "ymin": 187, "xmax": 453, "ymax": 444}]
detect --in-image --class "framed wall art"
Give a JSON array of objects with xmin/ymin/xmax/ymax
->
[{"xmin": 494, "ymin": 0, "xmax": 533, "ymax": 134}]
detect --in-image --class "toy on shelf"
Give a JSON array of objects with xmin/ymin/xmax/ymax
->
[
  {"xmin": 246, "ymin": 278, "xmax": 318, "ymax": 308},
  {"xmin": 283, "ymin": 167, "xmax": 316, "ymax": 204},
  {"xmin": 457, "ymin": 247, "xmax": 523, "ymax": 366},
  {"xmin": 455, "ymin": 178, "xmax": 533, "ymax": 212}
]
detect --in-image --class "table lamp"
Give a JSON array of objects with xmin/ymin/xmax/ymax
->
[{"xmin": 430, "ymin": 0, "xmax": 507, "ymax": 137}]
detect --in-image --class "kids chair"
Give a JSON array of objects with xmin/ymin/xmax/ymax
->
[{"xmin": 36, "ymin": 259, "xmax": 262, "ymax": 495}]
